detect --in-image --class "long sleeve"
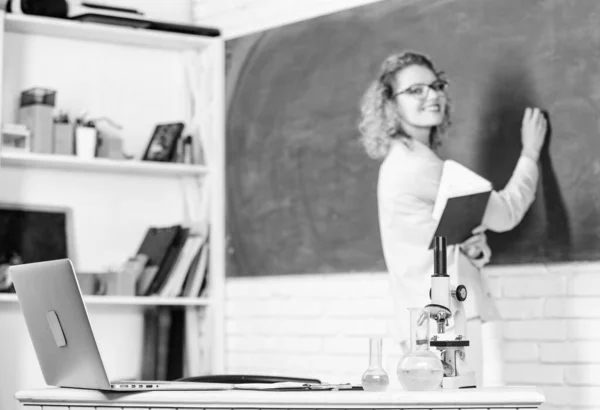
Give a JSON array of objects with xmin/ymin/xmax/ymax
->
[{"xmin": 483, "ymin": 155, "xmax": 539, "ymax": 232}]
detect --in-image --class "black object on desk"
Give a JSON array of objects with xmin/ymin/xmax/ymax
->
[{"xmin": 178, "ymin": 374, "xmax": 322, "ymax": 385}]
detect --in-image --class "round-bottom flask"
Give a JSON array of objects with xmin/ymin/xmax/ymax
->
[
  {"xmin": 361, "ymin": 337, "xmax": 389, "ymax": 392},
  {"xmin": 397, "ymin": 308, "xmax": 443, "ymax": 391}
]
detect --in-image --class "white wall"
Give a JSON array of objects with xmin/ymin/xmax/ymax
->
[
  {"xmin": 191, "ymin": 1, "xmax": 600, "ymax": 410},
  {"xmin": 193, "ymin": 0, "xmax": 386, "ymax": 39}
]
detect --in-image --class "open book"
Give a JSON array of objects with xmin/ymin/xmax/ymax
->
[{"xmin": 429, "ymin": 160, "xmax": 493, "ymax": 249}]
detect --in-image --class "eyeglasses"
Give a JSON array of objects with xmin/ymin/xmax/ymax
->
[{"xmin": 394, "ymin": 79, "xmax": 448, "ymax": 100}]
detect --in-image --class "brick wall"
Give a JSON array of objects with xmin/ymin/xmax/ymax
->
[{"xmin": 224, "ymin": 263, "xmax": 600, "ymax": 410}]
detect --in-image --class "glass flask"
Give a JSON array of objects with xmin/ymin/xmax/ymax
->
[
  {"xmin": 397, "ymin": 307, "xmax": 444, "ymax": 391},
  {"xmin": 361, "ymin": 337, "xmax": 390, "ymax": 391}
]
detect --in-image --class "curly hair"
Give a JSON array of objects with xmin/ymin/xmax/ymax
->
[{"xmin": 358, "ymin": 51, "xmax": 452, "ymax": 160}]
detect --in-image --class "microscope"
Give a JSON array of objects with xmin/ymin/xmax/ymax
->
[{"xmin": 424, "ymin": 236, "xmax": 477, "ymax": 389}]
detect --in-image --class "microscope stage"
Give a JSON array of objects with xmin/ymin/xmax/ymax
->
[{"xmin": 430, "ymin": 340, "xmax": 470, "ymax": 347}]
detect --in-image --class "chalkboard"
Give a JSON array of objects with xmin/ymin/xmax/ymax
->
[{"xmin": 225, "ymin": 0, "xmax": 600, "ymax": 277}]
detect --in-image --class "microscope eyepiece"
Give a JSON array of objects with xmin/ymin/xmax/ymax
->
[{"xmin": 433, "ymin": 236, "xmax": 448, "ymax": 277}]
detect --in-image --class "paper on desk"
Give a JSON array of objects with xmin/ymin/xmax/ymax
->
[{"xmin": 233, "ymin": 382, "xmax": 354, "ymax": 391}]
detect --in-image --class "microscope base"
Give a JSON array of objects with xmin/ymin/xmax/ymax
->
[{"xmin": 442, "ymin": 372, "xmax": 477, "ymax": 389}]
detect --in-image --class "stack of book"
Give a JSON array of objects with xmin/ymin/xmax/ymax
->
[
  {"xmin": 133, "ymin": 224, "xmax": 210, "ymax": 381},
  {"xmin": 135, "ymin": 224, "xmax": 209, "ymax": 299}
]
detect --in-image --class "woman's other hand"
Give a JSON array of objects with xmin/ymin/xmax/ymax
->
[
  {"xmin": 460, "ymin": 225, "xmax": 491, "ymax": 268},
  {"xmin": 521, "ymin": 107, "xmax": 548, "ymax": 162}
]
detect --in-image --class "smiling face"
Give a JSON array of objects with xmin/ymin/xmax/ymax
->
[{"xmin": 393, "ymin": 64, "xmax": 447, "ymax": 139}]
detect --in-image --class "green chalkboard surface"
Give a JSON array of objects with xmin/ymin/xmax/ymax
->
[{"xmin": 226, "ymin": 0, "xmax": 600, "ymax": 277}]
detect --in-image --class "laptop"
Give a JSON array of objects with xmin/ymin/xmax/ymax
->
[{"xmin": 9, "ymin": 258, "xmax": 230, "ymax": 391}]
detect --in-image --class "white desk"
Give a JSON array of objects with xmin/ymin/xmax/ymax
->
[{"xmin": 15, "ymin": 386, "xmax": 544, "ymax": 410}]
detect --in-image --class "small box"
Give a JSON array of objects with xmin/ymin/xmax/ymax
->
[
  {"xmin": 96, "ymin": 134, "xmax": 123, "ymax": 159},
  {"xmin": 18, "ymin": 87, "xmax": 56, "ymax": 154},
  {"xmin": 2, "ymin": 123, "xmax": 31, "ymax": 152},
  {"xmin": 53, "ymin": 122, "xmax": 74, "ymax": 155}
]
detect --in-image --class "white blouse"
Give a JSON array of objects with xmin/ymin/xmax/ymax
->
[{"xmin": 377, "ymin": 139, "xmax": 539, "ymax": 343}]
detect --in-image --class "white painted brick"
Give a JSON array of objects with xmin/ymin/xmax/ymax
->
[
  {"xmin": 569, "ymin": 272, "xmax": 600, "ymax": 295},
  {"xmin": 546, "ymin": 261, "xmax": 600, "ymax": 275},
  {"xmin": 504, "ymin": 363, "xmax": 564, "ymax": 385},
  {"xmin": 484, "ymin": 275, "xmax": 503, "ymax": 298},
  {"xmin": 540, "ymin": 342, "xmax": 600, "ymax": 363},
  {"xmin": 275, "ymin": 318, "xmax": 341, "ymax": 336},
  {"xmin": 274, "ymin": 318, "xmax": 336, "ymax": 336},
  {"xmin": 486, "ymin": 263, "xmax": 552, "ymax": 277},
  {"xmin": 227, "ymin": 335, "xmax": 323, "ymax": 353},
  {"xmin": 273, "ymin": 336, "xmax": 323, "ymax": 353},
  {"xmin": 544, "ymin": 297, "xmax": 600, "ymax": 318},
  {"xmin": 226, "ymin": 300, "xmax": 264, "ymax": 317},
  {"xmin": 226, "ymin": 275, "xmax": 330, "ymax": 299},
  {"xmin": 321, "ymin": 273, "xmax": 390, "ymax": 296},
  {"xmin": 225, "ymin": 318, "xmax": 261, "ymax": 335},
  {"xmin": 226, "ymin": 335, "xmax": 279, "ymax": 352},
  {"xmin": 503, "ymin": 341, "xmax": 539, "ymax": 362},
  {"xmin": 501, "ymin": 275, "xmax": 566, "ymax": 298},
  {"xmin": 226, "ymin": 316, "xmax": 285, "ymax": 336},
  {"xmin": 322, "ymin": 296, "xmax": 393, "ymax": 318},
  {"xmin": 336, "ymin": 318, "xmax": 389, "ymax": 336},
  {"xmin": 565, "ymin": 364, "xmax": 600, "ymax": 385},
  {"xmin": 321, "ymin": 336, "xmax": 370, "ymax": 355},
  {"xmin": 503, "ymin": 320, "xmax": 567, "ymax": 341},
  {"xmin": 495, "ymin": 298, "xmax": 545, "ymax": 319},
  {"xmin": 566, "ymin": 319, "xmax": 600, "ymax": 340},
  {"xmin": 265, "ymin": 298, "xmax": 325, "ymax": 316},
  {"xmin": 227, "ymin": 298, "xmax": 323, "ymax": 317},
  {"xmin": 227, "ymin": 272, "xmax": 391, "ymax": 300},
  {"xmin": 540, "ymin": 385, "xmax": 600, "ymax": 406},
  {"xmin": 226, "ymin": 352, "xmax": 272, "ymax": 370}
]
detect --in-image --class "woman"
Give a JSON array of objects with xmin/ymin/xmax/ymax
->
[{"xmin": 358, "ymin": 51, "xmax": 547, "ymax": 386}]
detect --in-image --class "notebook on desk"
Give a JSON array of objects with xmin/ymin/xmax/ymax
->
[{"xmin": 9, "ymin": 259, "xmax": 230, "ymax": 392}]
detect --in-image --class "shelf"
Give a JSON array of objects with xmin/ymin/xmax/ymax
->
[
  {"xmin": 0, "ymin": 293, "xmax": 210, "ymax": 306},
  {"xmin": 4, "ymin": 12, "xmax": 217, "ymax": 50},
  {"xmin": 0, "ymin": 151, "xmax": 208, "ymax": 177}
]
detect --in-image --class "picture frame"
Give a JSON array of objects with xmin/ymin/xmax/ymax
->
[{"xmin": 142, "ymin": 122, "xmax": 184, "ymax": 162}]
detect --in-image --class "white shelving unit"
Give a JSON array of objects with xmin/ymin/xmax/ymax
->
[
  {"xmin": 0, "ymin": 11, "xmax": 226, "ymax": 410},
  {"xmin": 0, "ymin": 293, "xmax": 212, "ymax": 306},
  {"xmin": 4, "ymin": 12, "xmax": 214, "ymax": 50},
  {"xmin": 0, "ymin": 151, "xmax": 208, "ymax": 177}
]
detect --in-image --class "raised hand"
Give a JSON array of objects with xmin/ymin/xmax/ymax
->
[
  {"xmin": 460, "ymin": 225, "xmax": 491, "ymax": 268},
  {"xmin": 521, "ymin": 107, "xmax": 548, "ymax": 162}
]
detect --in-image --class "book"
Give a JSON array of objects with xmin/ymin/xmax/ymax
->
[
  {"xmin": 135, "ymin": 225, "xmax": 182, "ymax": 295},
  {"xmin": 429, "ymin": 160, "xmax": 493, "ymax": 249},
  {"xmin": 146, "ymin": 227, "xmax": 189, "ymax": 296}
]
